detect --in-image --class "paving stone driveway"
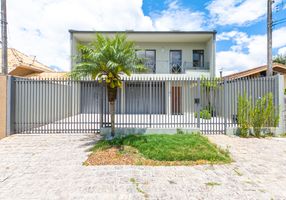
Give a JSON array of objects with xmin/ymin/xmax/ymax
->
[{"xmin": 0, "ymin": 134, "xmax": 286, "ymax": 200}]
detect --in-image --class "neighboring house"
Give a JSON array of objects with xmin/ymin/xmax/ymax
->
[
  {"xmin": 69, "ymin": 30, "xmax": 216, "ymax": 78},
  {"xmin": 224, "ymin": 63, "xmax": 286, "ymax": 88},
  {"xmin": 0, "ymin": 48, "xmax": 54, "ymax": 77}
]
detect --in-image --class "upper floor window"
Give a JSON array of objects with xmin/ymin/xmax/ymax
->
[
  {"xmin": 193, "ymin": 50, "xmax": 204, "ymax": 68},
  {"xmin": 170, "ymin": 50, "xmax": 182, "ymax": 74},
  {"xmin": 136, "ymin": 50, "xmax": 156, "ymax": 73}
]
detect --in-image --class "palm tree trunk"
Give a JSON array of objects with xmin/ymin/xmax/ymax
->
[
  {"xmin": 107, "ymin": 86, "xmax": 117, "ymax": 137},
  {"xmin": 109, "ymin": 101, "xmax": 115, "ymax": 137}
]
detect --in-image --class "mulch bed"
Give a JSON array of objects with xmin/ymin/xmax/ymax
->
[{"xmin": 84, "ymin": 146, "xmax": 211, "ymax": 166}]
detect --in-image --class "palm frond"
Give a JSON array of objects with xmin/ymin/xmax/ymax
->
[{"xmin": 71, "ymin": 33, "xmax": 139, "ymax": 87}]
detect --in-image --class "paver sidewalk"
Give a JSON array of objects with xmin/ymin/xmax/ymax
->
[{"xmin": 0, "ymin": 134, "xmax": 286, "ymax": 200}]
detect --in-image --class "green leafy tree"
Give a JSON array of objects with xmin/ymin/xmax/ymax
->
[
  {"xmin": 273, "ymin": 54, "xmax": 286, "ymax": 65},
  {"xmin": 70, "ymin": 34, "xmax": 144, "ymax": 137}
]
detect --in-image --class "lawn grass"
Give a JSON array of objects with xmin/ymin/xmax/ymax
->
[{"xmin": 87, "ymin": 133, "xmax": 231, "ymax": 165}]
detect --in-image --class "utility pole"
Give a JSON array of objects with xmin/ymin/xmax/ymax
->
[
  {"xmin": 1, "ymin": 0, "xmax": 7, "ymax": 75},
  {"xmin": 267, "ymin": 0, "xmax": 273, "ymax": 76}
]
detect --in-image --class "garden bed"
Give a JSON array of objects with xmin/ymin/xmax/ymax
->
[{"xmin": 84, "ymin": 134, "xmax": 232, "ymax": 166}]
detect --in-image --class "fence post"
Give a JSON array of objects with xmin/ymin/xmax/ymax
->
[
  {"xmin": 197, "ymin": 78, "xmax": 200, "ymax": 129},
  {"xmin": 276, "ymin": 75, "xmax": 285, "ymax": 134},
  {"xmin": 149, "ymin": 77, "xmax": 152, "ymax": 128},
  {"xmin": 224, "ymin": 78, "xmax": 227, "ymax": 134},
  {"xmin": 100, "ymin": 84, "xmax": 103, "ymax": 128}
]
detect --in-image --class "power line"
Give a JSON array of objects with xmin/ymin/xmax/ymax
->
[{"xmin": 273, "ymin": 17, "xmax": 286, "ymax": 26}]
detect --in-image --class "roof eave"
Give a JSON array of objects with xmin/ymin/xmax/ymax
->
[{"xmin": 68, "ymin": 29, "xmax": 217, "ymax": 35}]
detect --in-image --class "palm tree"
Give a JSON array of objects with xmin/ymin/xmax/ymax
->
[{"xmin": 70, "ymin": 34, "xmax": 144, "ymax": 137}]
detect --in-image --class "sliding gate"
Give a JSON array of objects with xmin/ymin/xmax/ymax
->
[
  {"xmin": 13, "ymin": 78, "xmax": 108, "ymax": 134},
  {"xmin": 11, "ymin": 75, "xmax": 280, "ymax": 134}
]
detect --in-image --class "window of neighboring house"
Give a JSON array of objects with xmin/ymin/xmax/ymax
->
[
  {"xmin": 136, "ymin": 50, "xmax": 156, "ymax": 73},
  {"xmin": 193, "ymin": 50, "xmax": 204, "ymax": 68}
]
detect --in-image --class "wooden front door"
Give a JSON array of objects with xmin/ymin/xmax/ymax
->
[{"xmin": 171, "ymin": 86, "xmax": 182, "ymax": 114}]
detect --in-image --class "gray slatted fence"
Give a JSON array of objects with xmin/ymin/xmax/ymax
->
[{"xmin": 11, "ymin": 75, "xmax": 280, "ymax": 134}]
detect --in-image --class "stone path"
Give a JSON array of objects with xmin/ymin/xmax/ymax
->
[{"xmin": 0, "ymin": 134, "xmax": 286, "ymax": 200}]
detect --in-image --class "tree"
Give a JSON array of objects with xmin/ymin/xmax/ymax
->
[
  {"xmin": 273, "ymin": 54, "xmax": 286, "ymax": 65},
  {"xmin": 70, "ymin": 34, "xmax": 143, "ymax": 137}
]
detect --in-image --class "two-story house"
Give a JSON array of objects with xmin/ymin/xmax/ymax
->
[
  {"xmin": 69, "ymin": 30, "xmax": 216, "ymax": 77},
  {"xmin": 69, "ymin": 31, "xmax": 216, "ymax": 115}
]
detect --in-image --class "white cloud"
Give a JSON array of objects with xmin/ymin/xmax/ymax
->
[
  {"xmin": 216, "ymin": 27, "xmax": 286, "ymax": 75},
  {"xmin": 278, "ymin": 47, "xmax": 286, "ymax": 55},
  {"xmin": 152, "ymin": 1, "xmax": 205, "ymax": 31},
  {"xmin": 207, "ymin": 0, "xmax": 274, "ymax": 26},
  {"xmin": 7, "ymin": 0, "xmax": 154, "ymax": 71},
  {"xmin": 7, "ymin": 0, "xmax": 205, "ymax": 71}
]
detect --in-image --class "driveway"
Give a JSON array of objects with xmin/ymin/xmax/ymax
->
[{"xmin": 0, "ymin": 134, "xmax": 286, "ymax": 200}]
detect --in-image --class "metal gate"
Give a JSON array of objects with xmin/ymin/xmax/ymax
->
[
  {"xmin": 11, "ymin": 75, "xmax": 280, "ymax": 134},
  {"xmin": 13, "ymin": 78, "xmax": 108, "ymax": 134}
]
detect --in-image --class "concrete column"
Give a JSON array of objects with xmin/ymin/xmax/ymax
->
[{"xmin": 0, "ymin": 75, "xmax": 7, "ymax": 139}]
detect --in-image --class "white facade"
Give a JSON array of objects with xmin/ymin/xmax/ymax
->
[
  {"xmin": 69, "ymin": 31, "xmax": 216, "ymax": 115},
  {"xmin": 69, "ymin": 31, "xmax": 216, "ymax": 78}
]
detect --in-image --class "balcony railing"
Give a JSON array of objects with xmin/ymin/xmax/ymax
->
[
  {"xmin": 183, "ymin": 61, "xmax": 210, "ymax": 71},
  {"xmin": 170, "ymin": 61, "xmax": 210, "ymax": 74},
  {"xmin": 144, "ymin": 62, "xmax": 156, "ymax": 73},
  {"xmin": 137, "ymin": 60, "xmax": 210, "ymax": 74}
]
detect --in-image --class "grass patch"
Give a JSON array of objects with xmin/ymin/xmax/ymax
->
[
  {"xmin": 233, "ymin": 168, "xmax": 243, "ymax": 176},
  {"xmin": 130, "ymin": 178, "xmax": 148, "ymax": 199},
  {"xmin": 87, "ymin": 133, "xmax": 231, "ymax": 166},
  {"xmin": 280, "ymin": 133, "xmax": 286, "ymax": 137},
  {"xmin": 205, "ymin": 182, "xmax": 221, "ymax": 187}
]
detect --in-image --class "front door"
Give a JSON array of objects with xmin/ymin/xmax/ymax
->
[{"xmin": 171, "ymin": 86, "xmax": 182, "ymax": 114}]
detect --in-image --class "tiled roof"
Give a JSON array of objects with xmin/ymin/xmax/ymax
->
[
  {"xmin": 0, "ymin": 48, "xmax": 54, "ymax": 73},
  {"xmin": 223, "ymin": 63, "xmax": 286, "ymax": 79},
  {"xmin": 25, "ymin": 72, "xmax": 68, "ymax": 78}
]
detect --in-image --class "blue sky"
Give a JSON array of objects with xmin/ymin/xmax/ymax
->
[
  {"xmin": 143, "ymin": 0, "xmax": 285, "ymax": 59},
  {"xmin": 7, "ymin": 0, "xmax": 286, "ymax": 75}
]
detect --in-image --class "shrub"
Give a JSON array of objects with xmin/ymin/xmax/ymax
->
[
  {"xmin": 205, "ymin": 105, "xmax": 216, "ymax": 117},
  {"xmin": 264, "ymin": 93, "xmax": 280, "ymax": 128},
  {"xmin": 237, "ymin": 93, "xmax": 251, "ymax": 137},
  {"xmin": 237, "ymin": 92, "xmax": 279, "ymax": 138},
  {"xmin": 195, "ymin": 109, "xmax": 212, "ymax": 120},
  {"xmin": 250, "ymin": 96, "xmax": 267, "ymax": 137},
  {"xmin": 176, "ymin": 128, "xmax": 184, "ymax": 134},
  {"xmin": 250, "ymin": 93, "xmax": 279, "ymax": 137}
]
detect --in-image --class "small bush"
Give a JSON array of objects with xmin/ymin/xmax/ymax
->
[
  {"xmin": 195, "ymin": 109, "xmax": 211, "ymax": 120},
  {"xmin": 176, "ymin": 129, "xmax": 184, "ymax": 134},
  {"xmin": 237, "ymin": 93, "xmax": 251, "ymax": 137},
  {"xmin": 237, "ymin": 92, "xmax": 279, "ymax": 138}
]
